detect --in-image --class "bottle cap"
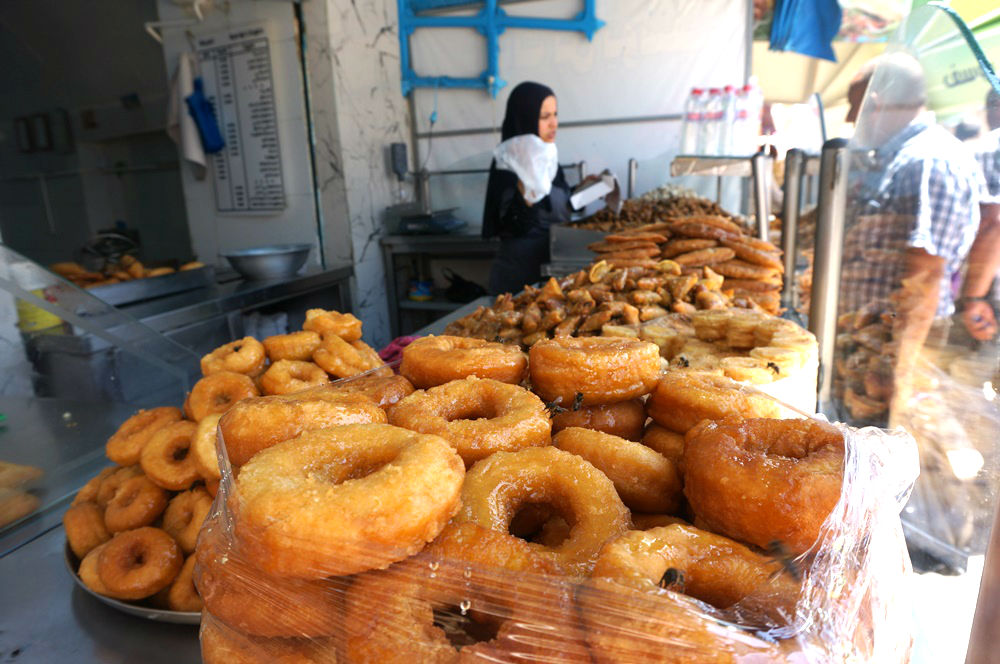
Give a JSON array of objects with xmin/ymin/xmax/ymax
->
[
  {"xmin": 708, "ymin": 88, "xmax": 721, "ymax": 94},
  {"xmin": 692, "ymin": 88, "xmax": 704, "ymax": 95}
]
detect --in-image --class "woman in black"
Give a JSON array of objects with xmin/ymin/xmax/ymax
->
[{"xmin": 482, "ymin": 81, "xmax": 572, "ymax": 295}]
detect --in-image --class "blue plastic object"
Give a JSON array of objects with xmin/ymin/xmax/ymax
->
[
  {"xmin": 397, "ymin": 0, "xmax": 604, "ymax": 97},
  {"xmin": 769, "ymin": 0, "xmax": 841, "ymax": 63},
  {"xmin": 185, "ymin": 78, "xmax": 226, "ymax": 154}
]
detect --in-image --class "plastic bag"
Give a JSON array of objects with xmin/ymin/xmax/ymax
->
[
  {"xmin": 494, "ymin": 134, "xmax": 558, "ymax": 204},
  {"xmin": 195, "ymin": 362, "xmax": 919, "ymax": 663}
]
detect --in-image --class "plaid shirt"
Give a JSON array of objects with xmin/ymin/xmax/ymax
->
[
  {"xmin": 841, "ymin": 120, "xmax": 984, "ymax": 317},
  {"xmin": 974, "ymin": 128, "xmax": 1000, "ymax": 204}
]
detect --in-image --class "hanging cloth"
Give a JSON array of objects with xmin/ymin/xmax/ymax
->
[{"xmin": 769, "ymin": 0, "xmax": 842, "ymax": 63}]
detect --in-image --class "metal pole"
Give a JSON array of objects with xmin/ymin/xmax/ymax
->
[
  {"xmin": 750, "ymin": 151, "xmax": 772, "ymax": 241},
  {"xmin": 628, "ymin": 158, "xmax": 638, "ymax": 199},
  {"xmin": 781, "ymin": 149, "xmax": 805, "ymax": 310},
  {"xmin": 809, "ymin": 138, "xmax": 849, "ymax": 412}
]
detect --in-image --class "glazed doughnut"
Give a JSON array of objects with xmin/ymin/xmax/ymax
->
[
  {"xmin": 302, "ymin": 308, "xmax": 363, "ymax": 341},
  {"xmin": 399, "ymin": 335, "xmax": 528, "ymax": 388},
  {"xmin": 166, "ymin": 555, "xmax": 203, "ymax": 612},
  {"xmin": 204, "ymin": 478, "xmax": 220, "ymax": 498},
  {"xmin": 78, "ymin": 542, "xmax": 114, "ymax": 596},
  {"xmin": 425, "ymin": 521, "xmax": 562, "ymax": 575},
  {"xmin": 187, "ymin": 371, "xmax": 260, "ymax": 421},
  {"xmin": 553, "ymin": 427, "xmax": 681, "ymax": 514},
  {"xmin": 200, "ymin": 615, "xmax": 339, "ymax": 664},
  {"xmin": 684, "ymin": 417, "xmax": 845, "ymax": 555},
  {"xmin": 551, "ymin": 398, "xmax": 646, "ymax": 441},
  {"xmin": 326, "ymin": 373, "xmax": 415, "ymax": 412},
  {"xmin": 720, "ymin": 356, "xmax": 774, "ymax": 384},
  {"xmin": 105, "ymin": 407, "xmax": 183, "ymax": 465},
  {"xmin": 342, "ymin": 555, "xmax": 591, "ymax": 664},
  {"xmin": 592, "ymin": 524, "xmax": 800, "ymax": 624},
  {"xmin": 236, "ymin": 424, "xmax": 464, "ymax": 578},
  {"xmin": 72, "ymin": 467, "xmax": 116, "ymax": 505},
  {"xmin": 258, "ymin": 360, "xmax": 329, "ymax": 395},
  {"xmin": 64, "ymin": 501, "xmax": 111, "ymax": 558},
  {"xmin": 95, "ymin": 465, "xmax": 144, "ymax": 507},
  {"xmin": 200, "ymin": 337, "xmax": 266, "ymax": 377},
  {"xmin": 103, "ymin": 475, "xmax": 169, "ymax": 532},
  {"xmin": 313, "ymin": 334, "xmax": 388, "ymax": 378},
  {"xmin": 140, "ymin": 420, "xmax": 201, "ymax": 491},
  {"xmin": 162, "ymin": 487, "xmax": 213, "ymax": 553},
  {"xmin": 529, "ymin": 337, "xmax": 661, "ymax": 406},
  {"xmin": 262, "ymin": 330, "xmax": 322, "ymax": 362},
  {"xmin": 191, "ymin": 413, "xmax": 222, "ymax": 482},
  {"xmin": 97, "ymin": 527, "xmax": 182, "ymax": 600},
  {"xmin": 647, "ymin": 371, "xmax": 781, "ymax": 434},
  {"xmin": 455, "ymin": 446, "xmax": 629, "ymax": 575},
  {"xmin": 641, "ymin": 423, "xmax": 686, "ymax": 471},
  {"xmin": 388, "ymin": 376, "xmax": 551, "ymax": 467},
  {"xmin": 196, "ymin": 521, "xmax": 346, "ymax": 637},
  {"xmin": 219, "ymin": 387, "xmax": 387, "ymax": 467},
  {"xmin": 630, "ymin": 513, "xmax": 688, "ymax": 530}
]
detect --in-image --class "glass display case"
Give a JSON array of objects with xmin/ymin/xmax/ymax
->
[{"xmin": 809, "ymin": 4, "xmax": 999, "ymax": 660}]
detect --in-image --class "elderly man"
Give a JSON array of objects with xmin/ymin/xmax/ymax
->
[{"xmin": 838, "ymin": 53, "xmax": 985, "ymax": 419}]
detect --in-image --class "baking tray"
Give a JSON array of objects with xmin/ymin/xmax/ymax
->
[
  {"xmin": 549, "ymin": 223, "xmax": 605, "ymax": 263},
  {"xmin": 85, "ymin": 265, "xmax": 216, "ymax": 307},
  {"xmin": 64, "ymin": 543, "xmax": 201, "ymax": 624}
]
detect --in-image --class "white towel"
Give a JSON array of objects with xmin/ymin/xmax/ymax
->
[{"xmin": 167, "ymin": 52, "xmax": 207, "ymax": 180}]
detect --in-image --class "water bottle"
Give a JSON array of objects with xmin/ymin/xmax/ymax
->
[
  {"xmin": 732, "ymin": 86, "xmax": 752, "ymax": 155},
  {"xmin": 698, "ymin": 88, "xmax": 723, "ymax": 156},
  {"xmin": 744, "ymin": 81, "xmax": 764, "ymax": 152},
  {"xmin": 717, "ymin": 85, "xmax": 737, "ymax": 156},
  {"xmin": 679, "ymin": 88, "xmax": 704, "ymax": 155}
]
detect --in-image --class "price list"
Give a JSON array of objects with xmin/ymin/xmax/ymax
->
[{"xmin": 198, "ymin": 26, "xmax": 285, "ymax": 212}]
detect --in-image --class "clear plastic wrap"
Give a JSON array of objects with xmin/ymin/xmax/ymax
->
[
  {"xmin": 493, "ymin": 134, "xmax": 559, "ymax": 204},
  {"xmin": 195, "ymin": 363, "xmax": 920, "ymax": 664}
]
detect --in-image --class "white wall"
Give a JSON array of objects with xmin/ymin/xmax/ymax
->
[
  {"xmin": 408, "ymin": 0, "xmax": 750, "ymax": 227},
  {"xmin": 156, "ymin": 0, "xmax": 322, "ymax": 267}
]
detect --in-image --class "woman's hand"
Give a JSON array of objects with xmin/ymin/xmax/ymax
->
[{"xmin": 961, "ymin": 299, "xmax": 998, "ymax": 341}]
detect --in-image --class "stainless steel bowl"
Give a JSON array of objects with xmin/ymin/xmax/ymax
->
[{"xmin": 221, "ymin": 244, "xmax": 311, "ymax": 281}]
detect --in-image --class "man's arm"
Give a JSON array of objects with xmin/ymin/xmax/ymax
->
[{"xmin": 960, "ymin": 203, "xmax": 1000, "ymax": 340}]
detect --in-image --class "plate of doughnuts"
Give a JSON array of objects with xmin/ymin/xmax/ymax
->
[{"xmin": 64, "ymin": 543, "xmax": 201, "ymax": 625}]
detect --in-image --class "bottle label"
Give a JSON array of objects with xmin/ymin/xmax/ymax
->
[{"xmin": 685, "ymin": 113, "xmax": 701, "ymax": 121}]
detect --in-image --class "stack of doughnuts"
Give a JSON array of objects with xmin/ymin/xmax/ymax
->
[{"xmin": 192, "ymin": 330, "xmax": 858, "ymax": 663}]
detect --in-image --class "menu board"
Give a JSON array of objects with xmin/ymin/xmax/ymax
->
[{"xmin": 197, "ymin": 25, "xmax": 286, "ymax": 213}]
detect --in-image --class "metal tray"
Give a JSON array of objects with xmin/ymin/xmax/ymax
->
[
  {"xmin": 549, "ymin": 223, "xmax": 605, "ymax": 263},
  {"xmin": 85, "ymin": 265, "xmax": 216, "ymax": 307},
  {"xmin": 64, "ymin": 543, "xmax": 201, "ymax": 624}
]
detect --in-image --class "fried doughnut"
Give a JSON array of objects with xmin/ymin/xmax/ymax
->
[
  {"xmin": 630, "ymin": 513, "xmax": 687, "ymax": 530},
  {"xmin": 672, "ymin": 247, "xmax": 735, "ymax": 266},
  {"xmin": 219, "ymin": 387, "xmax": 387, "ymax": 467},
  {"xmin": 236, "ymin": 424, "xmax": 464, "ymax": 578},
  {"xmin": 399, "ymin": 335, "xmax": 528, "ymax": 388},
  {"xmin": 343, "ymin": 554, "xmax": 591, "ymax": 664},
  {"xmin": 302, "ymin": 308, "xmax": 363, "ymax": 341},
  {"xmin": 72, "ymin": 467, "xmax": 116, "ymax": 505},
  {"xmin": 196, "ymin": 521, "xmax": 346, "ymax": 637},
  {"xmin": 713, "ymin": 258, "xmax": 779, "ymax": 281},
  {"xmin": 641, "ymin": 423, "xmax": 686, "ymax": 471},
  {"xmin": 425, "ymin": 521, "xmax": 561, "ymax": 575},
  {"xmin": 162, "ymin": 487, "xmax": 213, "ymax": 553},
  {"xmin": 187, "ymin": 371, "xmax": 260, "ymax": 421},
  {"xmin": 105, "ymin": 407, "xmax": 183, "ymax": 465},
  {"xmin": 64, "ymin": 501, "xmax": 111, "ymax": 558},
  {"xmin": 200, "ymin": 616, "xmax": 339, "ymax": 664},
  {"xmin": 313, "ymin": 333, "xmax": 387, "ymax": 378},
  {"xmin": 262, "ymin": 330, "xmax": 322, "ymax": 361},
  {"xmin": 647, "ymin": 371, "xmax": 781, "ymax": 434},
  {"xmin": 191, "ymin": 413, "xmax": 222, "ymax": 481},
  {"xmin": 200, "ymin": 337, "xmax": 267, "ymax": 376},
  {"xmin": 103, "ymin": 475, "xmax": 169, "ymax": 532},
  {"xmin": 551, "ymin": 398, "xmax": 645, "ymax": 441},
  {"xmin": 166, "ymin": 555, "xmax": 203, "ymax": 612},
  {"xmin": 684, "ymin": 417, "xmax": 845, "ymax": 554},
  {"xmin": 95, "ymin": 465, "xmax": 143, "ymax": 507},
  {"xmin": 326, "ymin": 373, "xmax": 415, "ymax": 412},
  {"xmin": 140, "ymin": 420, "xmax": 200, "ymax": 491},
  {"xmin": 749, "ymin": 346, "xmax": 803, "ymax": 376},
  {"xmin": 553, "ymin": 427, "xmax": 681, "ymax": 514},
  {"xmin": 258, "ymin": 360, "xmax": 329, "ymax": 395},
  {"xmin": 661, "ymin": 238, "xmax": 717, "ymax": 258},
  {"xmin": 529, "ymin": 336, "xmax": 661, "ymax": 406},
  {"xmin": 97, "ymin": 527, "xmax": 182, "ymax": 600},
  {"xmin": 388, "ymin": 377, "xmax": 551, "ymax": 467},
  {"xmin": 78, "ymin": 542, "xmax": 114, "ymax": 596},
  {"xmin": 455, "ymin": 446, "xmax": 629, "ymax": 575},
  {"xmin": 720, "ymin": 356, "xmax": 774, "ymax": 384}
]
